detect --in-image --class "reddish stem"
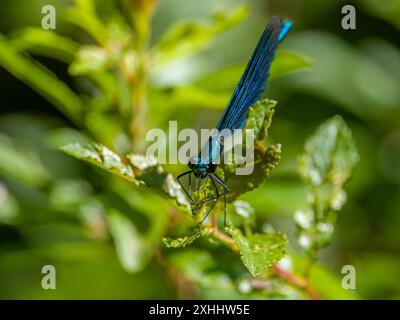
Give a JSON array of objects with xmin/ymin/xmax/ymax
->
[{"xmin": 208, "ymin": 223, "xmax": 321, "ymax": 299}]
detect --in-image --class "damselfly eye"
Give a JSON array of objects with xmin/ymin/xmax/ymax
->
[
  {"xmin": 188, "ymin": 157, "xmax": 196, "ymax": 169},
  {"xmin": 207, "ymin": 163, "xmax": 216, "ymax": 173}
]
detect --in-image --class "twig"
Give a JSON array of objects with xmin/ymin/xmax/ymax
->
[
  {"xmin": 206, "ymin": 218, "xmax": 321, "ymax": 299},
  {"xmin": 271, "ymin": 264, "xmax": 320, "ymax": 300}
]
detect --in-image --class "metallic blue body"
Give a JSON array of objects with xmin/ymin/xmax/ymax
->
[{"xmin": 192, "ymin": 16, "xmax": 292, "ymax": 173}]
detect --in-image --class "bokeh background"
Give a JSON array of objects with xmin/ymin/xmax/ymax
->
[{"xmin": 0, "ymin": 0, "xmax": 399, "ymax": 299}]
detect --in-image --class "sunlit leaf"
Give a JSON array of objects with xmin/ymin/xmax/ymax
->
[
  {"xmin": 149, "ymin": 85, "xmax": 230, "ymax": 111},
  {"xmin": 0, "ymin": 133, "xmax": 49, "ymax": 187},
  {"xmin": 226, "ymin": 144, "xmax": 281, "ymax": 202},
  {"xmin": 69, "ymin": 45, "xmax": 110, "ymax": 75},
  {"xmin": 64, "ymin": 0, "xmax": 109, "ymax": 45},
  {"xmin": 195, "ymin": 50, "xmax": 312, "ymax": 92},
  {"xmin": 168, "ymin": 249, "xmax": 235, "ymax": 291},
  {"xmin": 153, "ymin": 5, "xmax": 249, "ymax": 65},
  {"xmin": 244, "ymin": 98, "xmax": 276, "ymax": 140},
  {"xmin": 299, "ymin": 115, "xmax": 359, "ymax": 198},
  {"xmin": 232, "ymin": 200, "xmax": 255, "ymax": 229},
  {"xmin": 162, "ymin": 228, "xmax": 201, "ymax": 248},
  {"xmin": 270, "ymin": 50, "xmax": 312, "ymax": 80},
  {"xmin": 127, "ymin": 154, "xmax": 191, "ymax": 212},
  {"xmin": 60, "ymin": 143, "xmax": 190, "ymax": 211},
  {"xmin": 296, "ymin": 116, "xmax": 359, "ymax": 256},
  {"xmin": 60, "ymin": 142, "xmax": 136, "ymax": 183},
  {"xmin": 50, "ymin": 179, "xmax": 92, "ymax": 211},
  {"xmin": 9, "ymin": 27, "xmax": 79, "ymax": 63},
  {"xmin": 227, "ymin": 227, "xmax": 287, "ymax": 277},
  {"xmin": 0, "ymin": 183, "xmax": 19, "ymax": 224},
  {"xmin": 107, "ymin": 209, "xmax": 147, "ymax": 272}
]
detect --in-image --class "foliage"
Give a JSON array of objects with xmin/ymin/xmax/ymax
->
[
  {"xmin": 2, "ymin": 0, "xmax": 393, "ymax": 300},
  {"xmin": 296, "ymin": 116, "xmax": 359, "ymax": 258}
]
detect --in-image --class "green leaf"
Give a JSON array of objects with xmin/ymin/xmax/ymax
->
[
  {"xmin": 69, "ymin": 45, "xmax": 110, "ymax": 75},
  {"xmin": 0, "ymin": 183, "xmax": 19, "ymax": 224},
  {"xmin": 127, "ymin": 154, "xmax": 191, "ymax": 212},
  {"xmin": 232, "ymin": 200, "xmax": 255, "ymax": 228},
  {"xmin": 168, "ymin": 249, "xmax": 236, "ymax": 292},
  {"xmin": 107, "ymin": 209, "xmax": 148, "ymax": 272},
  {"xmin": 49, "ymin": 179, "xmax": 92, "ymax": 211},
  {"xmin": 153, "ymin": 5, "xmax": 249, "ymax": 65},
  {"xmin": 299, "ymin": 115, "xmax": 359, "ymax": 208},
  {"xmin": 270, "ymin": 50, "xmax": 313, "ymax": 80},
  {"xmin": 244, "ymin": 98, "xmax": 276, "ymax": 140},
  {"xmin": 149, "ymin": 85, "xmax": 230, "ymax": 111},
  {"xmin": 0, "ymin": 133, "xmax": 49, "ymax": 187},
  {"xmin": 227, "ymin": 227, "xmax": 287, "ymax": 277},
  {"xmin": 162, "ymin": 228, "xmax": 202, "ymax": 248},
  {"xmin": 64, "ymin": 0, "xmax": 109, "ymax": 45},
  {"xmin": 9, "ymin": 27, "xmax": 79, "ymax": 63},
  {"xmin": 60, "ymin": 143, "xmax": 136, "ymax": 183},
  {"xmin": 296, "ymin": 116, "xmax": 359, "ymax": 256},
  {"xmin": 0, "ymin": 35, "xmax": 84, "ymax": 123},
  {"xmin": 226, "ymin": 143, "xmax": 281, "ymax": 202},
  {"xmin": 60, "ymin": 143, "xmax": 191, "ymax": 211},
  {"xmin": 195, "ymin": 50, "xmax": 312, "ymax": 92}
]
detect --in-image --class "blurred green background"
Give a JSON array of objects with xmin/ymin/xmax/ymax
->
[{"xmin": 0, "ymin": 0, "xmax": 399, "ymax": 299}]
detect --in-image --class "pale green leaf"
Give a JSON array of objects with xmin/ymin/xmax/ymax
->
[
  {"xmin": 162, "ymin": 228, "xmax": 201, "ymax": 248},
  {"xmin": 60, "ymin": 143, "xmax": 136, "ymax": 183},
  {"xmin": 153, "ymin": 5, "xmax": 249, "ymax": 65},
  {"xmin": 149, "ymin": 85, "xmax": 230, "ymax": 111},
  {"xmin": 0, "ymin": 133, "xmax": 49, "ymax": 187},
  {"xmin": 296, "ymin": 116, "xmax": 359, "ymax": 256},
  {"xmin": 195, "ymin": 50, "xmax": 312, "ymax": 92},
  {"xmin": 127, "ymin": 154, "xmax": 191, "ymax": 211},
  {"xmin": 299, "ymin": 115, "xmax": 359, "ymax": 192},
  {"xmin": 270, "ymin": 50, "xmax": 313, "ymax": 80},
  {"xmin": 64, "ymin": 0, "xmax": 109, "ymax": 45},
  {"xmin": 244, "ymin": 98, "xmax": 276, "ymax": 140},
  {"xmin": 226, "ymin": 143, "xmax": 281, "ymax": 202},
  {"xmin": 0, "ymin": 183, "xmax": 19, "ymax": 224},
  {"xmin": 69, "ymin": 45, "xmax": 110, "ymax": 75},
  {"xmin": 168, "ymin": 249, "xmax": 235, "ymax": 291},
  {"xmin": 10, "ymin": 27, "xmax": 79, "ymax": 63},
  {"xmin": 107, "ymin": 209, "xmax": 147, "ymax": 272},
  {"xmin": 227, "ymin": 227, "xmax": 287, "ymax": 277}
]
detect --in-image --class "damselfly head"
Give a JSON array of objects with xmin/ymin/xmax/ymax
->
[{"xmin": 188, "ymin": 157, "xmax": 217, "ymax": 178}]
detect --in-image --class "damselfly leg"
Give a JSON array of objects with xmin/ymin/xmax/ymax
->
[
  {"xmin": 177, "ymin": 171, "xmax": 230, "ymax": 227},
  {"xmin": 210, "ymin": 173, "xmax": 230, "ymax": 226},
  {"xmin": 177, "ymin": 170, "xmax": 194, "ymax": 203}
]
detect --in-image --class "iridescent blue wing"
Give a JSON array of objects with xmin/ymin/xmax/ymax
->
[{"xmin": 216, "ymin": 16, "xmax": 292, "ymax": 131}]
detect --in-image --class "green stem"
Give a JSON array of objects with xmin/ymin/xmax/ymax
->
[{"xmin": 121, "ymin": 0, "xmax": 156, "ymax": 152}]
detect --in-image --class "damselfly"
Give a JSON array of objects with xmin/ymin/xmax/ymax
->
[{"xmin": 178, "ymin": 16, "xmax": 292, "ymax": 225}]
